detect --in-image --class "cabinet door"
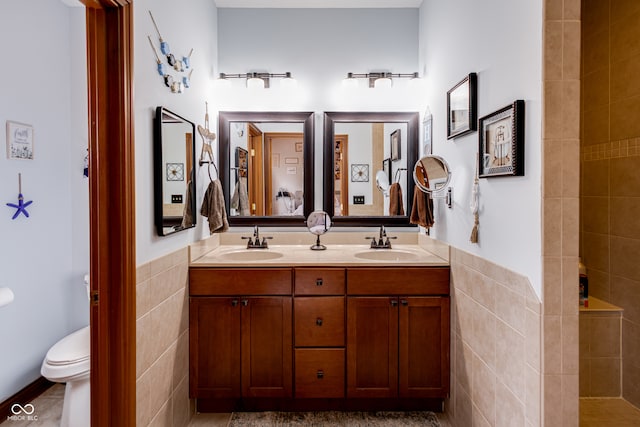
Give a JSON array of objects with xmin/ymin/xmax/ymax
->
[
  {"xmin": 241, "ymin": 297, "xmax": 293, "ymax": 397},
  {"xmin": 189, "ymin": 297, "xmax": 241, "ymax": 398},
  {"xmin": 399, "ymin": 296, "xmax": 450, "ymax": 398},
  {"xmin": 347, "ymin": 297, "xmax": 398, "ymax": 398}
]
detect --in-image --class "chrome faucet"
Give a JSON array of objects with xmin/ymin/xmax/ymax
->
[
  {"xmin": 242, "ymin": 226, "xmax": 272, "ymax": 249},
  {"xmin": 366, "ymin": 225, "xmax": 397, "ymax": 249}
]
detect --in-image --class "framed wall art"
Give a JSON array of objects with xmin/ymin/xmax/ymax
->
[
  {"xmin": 166, "ymin": 162, "xmax": 184, "ymax": 181},
  {"xmin": 382, "ymin": 158, "xmax": 391, "ymax": 183},
  {"xmin": 351, "ymin": 164, "xmax": 369, "ymax": 182},
  {"xmin": 6, "ymin": 121, "xmax": 34, "ymax": 160},
  {"xmin": 447, "ymin": 72, "xmax": 477, "ymax": 139},
  {"xmin": 423, "ymin": 113, "xmax": 432, "ymax": 155},
  {"xmin": 390, "ymin": 129, "xmax": 401, "ymax": 161},
  {"xmin": 478, "ymin": 99, "xmax": 525, "ymax": 178}
]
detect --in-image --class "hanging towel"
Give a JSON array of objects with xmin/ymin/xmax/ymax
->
[
  {"xmin": 180, "ymin": 179, "xmax": 194, "ymax": 229},
  {"xmin": 231, "ymin": 176, "xmax": 250, "ymax": 216},
  {"xmin": 200, "ymin": 179, "xmax": 229, "ymax": 234},
  {"xmin": 410, "ymin": 161, "xmax": 434, "ymax": 228},
  {"xmin": 388, "ymin": 182, "xmax": 405, "ymax": 216}
]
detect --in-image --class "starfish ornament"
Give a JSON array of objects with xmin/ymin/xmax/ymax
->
[{"xmin": 7, "ymin": 193, "xmax": 33, "ymax": 219}]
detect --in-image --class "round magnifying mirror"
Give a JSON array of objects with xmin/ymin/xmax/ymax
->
[
  {"xmin": 413, "ymin": 155, "xmax": 451, "ymax": 193},
  {"xmin": 375, "ymin": 170, "xmax": 390, "ymax": 194},
  {"xmin": 306, "ymin": 210, "xmax": 332, "ymax": 250}
]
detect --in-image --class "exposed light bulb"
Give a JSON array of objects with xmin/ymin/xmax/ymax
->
[{"xmin": 374, "ymin": 77, "xmax": 393, "ymax": 89}]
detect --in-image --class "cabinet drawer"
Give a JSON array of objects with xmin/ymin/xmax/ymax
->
[
  {"xmin": 295, "ymin": 268, "xmax": 345, "ymax": 295},
  {"xmin": 347, "ymin": 268, "xmax": 450, "ymax": 295},
  {"xmin": 295, "ymin": 297, "xmax": 344, "ymax": 347},
  {"xmin": 190, "ymin": 268, "xmax": 292, "ymax": 296},
  {"xmin": 295, "ymin": 349, "xmax": 345, "ymax": 398}
]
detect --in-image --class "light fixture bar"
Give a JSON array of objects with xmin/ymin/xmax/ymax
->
[
  {"xmin": 219, "ymin": 71, "xmax": 293, "ymax": 89},
  {"xmin": 346, "ymin": 71, "xmax": 419, "ymax": 88}
]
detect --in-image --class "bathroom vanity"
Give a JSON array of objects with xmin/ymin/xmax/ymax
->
[{"xmin": 188, "ymin": 239, "xmax": 450, "ymax": 412}]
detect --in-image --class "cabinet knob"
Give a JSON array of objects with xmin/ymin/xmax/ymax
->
[
  {"xmin": 316, "ymin": 318, "xmax": 323, "ymax": 326},
  {"xmin": 316, "ymin": 278, "xmax": 323, "ymax": 286},
  {"xmin": 317, "ymin": 370, "xmax": 324, "ymax": 379},
  {"xmin": 241, "ymin": 299, "xmax": 248, "ymax": 306},
  {"xmin": 231, "ymin": 299, "xmax": 238, "ymax": 307},
  {"xmin": 400, "ymin": 299, "xmax": 408, "ymax": 306},
  {"xmin": 390, "ymin": 299, "xmax": 398, "ymax": 307}
]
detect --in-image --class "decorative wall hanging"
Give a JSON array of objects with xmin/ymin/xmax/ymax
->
[
  {"xmin": 148, "ymin": 10, "xmax": 194, "ymax": 94},
  {"xmin": 390, "ymin": 129, "xmax": 401, "ymax": 161},
  {"xmin": 447, "ymin": 72, "xmax": 477, "ymax": 139},
  {"xmin": 423, "ymin": 112, "xmax": 432, "ymax": 155},
  {"xmin": 470, "ymin": 153, "xmax": 480, "ymax": 243},
  {"xmin": 6, "ymin": 173, "xmax": 32, "ymax": 219},
  {"xmin": 382, "ymin": 158, "xmax": 391, "ymax": 183},
  {"xmin": 166, "ymin": 162, "xmax": 184, "ymax": 181},
  {"xmin": 478, "ymin": 100, "xmax": 525, "ymax": 178},
  {"xmin": 351, "ymin": 164, "xmax": 369, "ymax": 182},
  {"xmin": 6, "ymin": 121, "xmax": 34, "ymax": 160}
]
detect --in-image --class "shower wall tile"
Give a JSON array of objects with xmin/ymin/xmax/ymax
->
[{"xmin": 611, "ymin": 197, "xmax": 640, "ymax": 239}]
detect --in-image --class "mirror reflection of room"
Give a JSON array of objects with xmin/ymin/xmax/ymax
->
[
  {"xmin": 229, "ymin": 121, "xmax": 304, "ymax": 217},
  {"xmin": 333, "ymin": 122, "xmax": 407, "ymax": 217}
]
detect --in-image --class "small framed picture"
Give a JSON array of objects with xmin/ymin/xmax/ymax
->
[
  {"xmin": 351, "ymin": 164, "xmax": 369, "ymax": 182},
  {"xmin": 423, "ymin": 113, "xmax": 432, "ymax": 155},
  {"xmin": 382, "ymin": 158, "xmax": 391, "ymax": 183},
  {"xmin": 295, "ymin": 142, "xmax": 303, "ymax": 152},
  {"xmin": 6, "ymin": 121, "xmax": 34, "ymax": 160},
  {"xmin": 166, "ymin": 162, "xmax": 184, "ymax": 181},
  {"xmin": 447, "ymin": 73, "xmax": 477, "ymax": 139},
  {"xmin": 390, "ymin": 129, "xmax": 401, "ymax": 161},
  {"xmin": 478, "ymin": 100, "xmax": 525, "ymax": 178}
]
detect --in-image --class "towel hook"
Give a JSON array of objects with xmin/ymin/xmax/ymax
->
[{"xmin": 394, "ymin": 168, "xmax": 407, "ymax": 184}]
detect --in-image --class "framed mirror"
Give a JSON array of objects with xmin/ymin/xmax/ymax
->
[
  {"xmin": 219, "ymin": 111, "xmax": 314, "ymax": 226},
  {"xmin": 323, "ymin": 112, "xmax": 419, "ymax": 226},
  {"xmin": 153, "ymin": 106, "xmax": 197, "ymax": 236}
]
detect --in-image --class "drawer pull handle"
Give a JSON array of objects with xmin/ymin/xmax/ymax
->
[
  {"xmin": 231, "ymin": 299, "xmax": 238, "ymax": 307},
  {"xmin": 316, "ymin": 278, "xmax": 323, "ymax": 286},
  {"xmin": 317, "ymin": 370, "xmax": 324, "ymax": 379},
  {"xmin": 390, "ymin": 299, "xmax": 398, "ymax": 307},
  {"xmin": 241, "ymin": 299, "xmax": 248, "ymax": 306},
  {"xmin": 316, "ymin": 318, "xmax": 323, "ymax": 326},
  {"xmin": 400, "ymin": 299, "xmax": 408, "ymax": 306}
]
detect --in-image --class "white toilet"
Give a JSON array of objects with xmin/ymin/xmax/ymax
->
[{"xmin": 41, "ymin": 276, "xmax": 90, "ymax": 427}]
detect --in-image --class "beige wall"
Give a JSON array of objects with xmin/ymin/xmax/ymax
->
[
  {"xmin": 135, "ymin": 248, "xmax": 191, "ymax": 427},
  {"xmin": 580, "ymin": 0, "xmax": 640, "ymax": 408},
  {"xmin": 446, "ymin": 249, "xmax": 542, "ymax": 427}
]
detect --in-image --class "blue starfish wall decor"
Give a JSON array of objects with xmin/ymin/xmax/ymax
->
[{"xmin": 6, "ymin": 173, "xmax": 32, "ymax": 220}]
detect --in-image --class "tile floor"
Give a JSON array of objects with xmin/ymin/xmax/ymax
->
[
  {"xmin": 580, "ymin": 398, "xmax": 640, "ymax": 427},
  {"xmin": 7, "ymin": 387, "xmax": 640, "ymax": 427}
]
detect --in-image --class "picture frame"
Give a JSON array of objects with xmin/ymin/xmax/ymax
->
[
  {"xmin": 382, "ymin": 158, "xmax": 392, "ymax": 183},
  {"xmin": 295, "ymin": 142, "xmax": 303, "ymax": 152},
  {"xmin": 284, "ymin": 157, "xmax": 298, "ymax": 164},
  {"xmin": 447, "ymin": 72, "xmax": 477, "ymax": 139},
  {"xmin": 422, "ymin": 113, "xmax": 433, "ymax": 155},
  {"xmin": 351, "ymin": 164, "xmax": 369, "ymax": 182},
  {"xmin": 390, "ymin": 129, "xmax": 401, "ymax": 161},
  {"xmin": 6, "ymin": 120, "xmax": 34, "ymax": 160},
  {"xmin": 166, "ymin": 162, "xmax": 184, "ymax": 181},
  {"xmin": 235, "ymin": 147, "xmax": 248, "ymax": 178},
  {"xmin": 478, "ymin": 100, "xmax": 525, "ymax": 178}
]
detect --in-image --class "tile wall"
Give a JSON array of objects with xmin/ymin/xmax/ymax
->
[
  {"xmin": 446, "ymin": 248, "xmax": 542, "ymax": 427},
  {"xmin": 136, "ymin": 248, "xmax": 192, "ymax": 427},
  {"xmin": 581, "ymin": 0, "xmax": 640, "ymax": 408},
  {"xmin": 543, "ymin": 0, "xmax": 582, "ymax": 425}
]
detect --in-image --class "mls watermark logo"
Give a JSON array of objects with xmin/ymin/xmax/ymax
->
[{"xmin": 7, "ymin": 403, "xmax": 38, "ymax": 421}]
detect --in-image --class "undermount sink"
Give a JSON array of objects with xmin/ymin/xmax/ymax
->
[
  {"xmin": 217, "ymin": 250, "xmax": 284, "ymax": 261},
  {"xmin": 354, "ymin": 249, "xmax": 421, "ymax": 261}
]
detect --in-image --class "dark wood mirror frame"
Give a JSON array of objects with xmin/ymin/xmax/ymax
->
[
  {"xmin": 323, "ymin": 111, "xmax": 419, "ymax": 227},
  {"xmin": 219, "ymin": 111, "xmax": 314, "ymax": 226}
]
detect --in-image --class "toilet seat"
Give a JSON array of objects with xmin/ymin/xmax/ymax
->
[{"xmin": 41, "ymin": 326, "xmax": 90, "ymax": 382}]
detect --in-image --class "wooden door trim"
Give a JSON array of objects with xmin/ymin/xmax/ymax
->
[{"xmin": 84, "ymin": 1, "xmax": 136, "ymax": 426}]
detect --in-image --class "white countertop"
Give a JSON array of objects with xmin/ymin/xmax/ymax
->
[{"xmin": 190, "ymin": 243, "xmax": 449, "ymax": 267}]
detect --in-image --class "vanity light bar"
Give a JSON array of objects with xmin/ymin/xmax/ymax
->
[
  {"xmin": 345, "ymin": 71, "xmax": 419, "ymax": 88},
  {"xmin": 218, "ymin": 72, "xmax": 293, "ymax": 89}
]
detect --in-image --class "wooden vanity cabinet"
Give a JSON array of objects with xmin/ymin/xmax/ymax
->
[
  {"xmin": 346, "ymin": 268, "xmax": 450, "ymax": 399},
  {"xmin": 189, "ymin": 269, "xmax": 292, "ymax": 400}
]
